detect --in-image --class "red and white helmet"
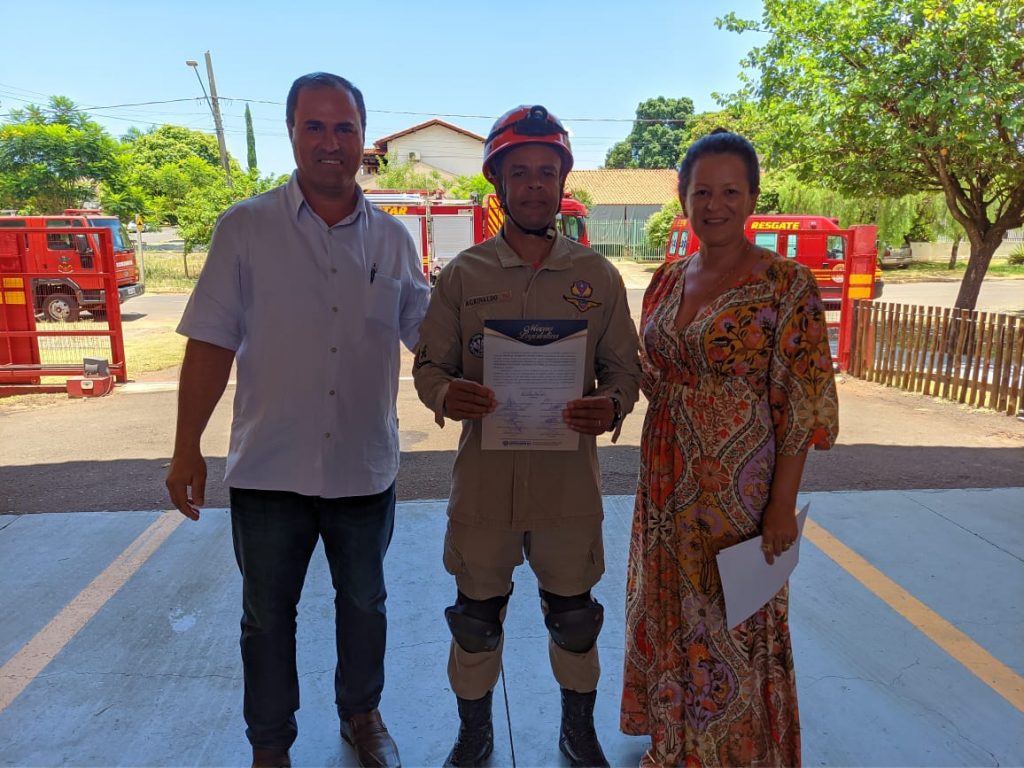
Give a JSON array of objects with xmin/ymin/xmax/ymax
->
[{"xmin": 482, "ymin": 105, "xmax": 574, "ymax": 184}]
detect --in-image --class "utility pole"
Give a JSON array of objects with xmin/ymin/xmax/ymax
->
[
  {"xmin": 204, "ymin": 51, "xmax": 232, "ymax": 188},
  {"xmin": 186, "ymin": 53, "xmax": 232, "ymax": 188}
]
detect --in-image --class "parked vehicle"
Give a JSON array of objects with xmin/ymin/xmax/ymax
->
[
  {"xmin": 879, "ymin": 243, "xmax": 913, "ymax": 269},
  {"xmin": 0, "ymin": 210, "xmax": 145, "ymax": 322},
  {"xmin": 366, "ymin": 190, "xmax": 589, "ymax": 285},
  {"xmin": 664, "ymin": 213, "xmax": 884, "ymax": 301}
]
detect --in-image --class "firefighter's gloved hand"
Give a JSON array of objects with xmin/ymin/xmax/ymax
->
[
  {"xmin": 166, "ymin": 449, "xmax": 207, "ymax": 521},
  {"xmin": 444, "ymin": 379, "xmax": 496, "ymax": 420}
]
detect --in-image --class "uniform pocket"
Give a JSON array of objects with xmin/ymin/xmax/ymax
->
[
  {"xmin": 366, "ymin": 274, "xmax": 401, "ymax": 330},
  {"xmin": 442, "ymin": 525, "xmax": 467, "ymax": 577}
]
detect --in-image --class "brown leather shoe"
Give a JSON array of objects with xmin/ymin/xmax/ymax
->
[
  {"xmin": 251, "ymin": 747, "xmax": 291, "ymax": 768},
  {"xmin": 340, "ymin": 708, "xmax": 401, "ymax": 768}
]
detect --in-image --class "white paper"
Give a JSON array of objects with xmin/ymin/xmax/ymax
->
[
  {"xmin": 481, "ymin": 319, "xmax": 587, "ymax": 451},
  {"xmin": 716, "ymin": 504, "xmax": 810, "ymax": 629}
]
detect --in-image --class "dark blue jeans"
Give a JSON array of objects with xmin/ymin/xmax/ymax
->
[{"xmin": 229, "ymin": 484, "xmax": 396, "ymax": 750}]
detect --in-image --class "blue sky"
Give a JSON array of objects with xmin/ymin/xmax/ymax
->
[{"xmin": 1, "ymin": 0, "xmax": 767, "ymax": 177}]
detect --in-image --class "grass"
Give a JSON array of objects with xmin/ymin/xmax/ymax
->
[
  {"xmin": 142, "ymin": 251, "xmax": 206, "ymax": 293},
  {"xmin": 122, "ymin": 325, "xmax": 187, "ymax": 376},
  {"xmin": 32, "ymin": 313, "xmax": 186, "ymax": 379}
]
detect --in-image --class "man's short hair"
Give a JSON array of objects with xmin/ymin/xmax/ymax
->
[{"xmin": 285, "ymin": 72, "xmax": 366, "ymax": 133}]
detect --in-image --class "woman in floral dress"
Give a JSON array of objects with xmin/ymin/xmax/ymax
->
[{"xmin": 620, "ymin": 131, "xmax": 838, "ymax": 767}]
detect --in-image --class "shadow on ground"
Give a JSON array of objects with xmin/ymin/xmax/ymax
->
[{"xmin": 3, "ymin": 444, "xmax": 1022, "ymax": 514}]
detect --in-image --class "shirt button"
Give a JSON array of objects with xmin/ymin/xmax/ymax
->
[
  {"xmin": 332, "ymin": 306, "xmax": 338, "ymax": 312},
  {"xmin": 329, "ymin": 390, "xmax": 335, "ymax": 396},
  {"xmin": 331, "ymin": 267, "xmax": 338, "ymax": 274},
  {"xmin": 331, "ymin": 346, "xmax": 337, "ymax": 353},
  {"xmin": 324, "ymin": 432, "xmax": 331, "ymax": 438}
]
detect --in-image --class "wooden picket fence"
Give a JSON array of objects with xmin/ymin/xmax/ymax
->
[{"xmin": 847, "ymin": 301, "xmax": 1024, "ymax": 416}]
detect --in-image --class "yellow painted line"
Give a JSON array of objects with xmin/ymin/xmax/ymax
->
[
  {"xmin": 804, "ymin": 518, "xmax": 1024, "ymax": 713},
  {"xmin": 0, "ymin": 512, "xmax": 183, "ymax": 713}
]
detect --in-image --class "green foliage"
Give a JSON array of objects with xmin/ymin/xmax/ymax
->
[
  {"xmin": 567, "ymin": 187, "xmax": 594, "ymax": 212},
  {"xmin": 178, "ymin": 170, "xmax": 287, "ymax": 256},
  {"xmin": 115, "ymin": 124, "xmax": 242, "ymax": 224},
  {"xmin": 447, "ymin": 173, "xmax": 493, "ymax": 201},
  {"xmin": 1008, "ymin": 244, "xmax": 1024, "ymax": 266},
  {"xmin": 719, "ymin": 0, "xmax": 1024, "ymax": 309},
  {"xmin": 123, "ymin": 124, "xmax": 224, "ymax": 169},
  {"xmin": 678, "ymin": 105, "xmax": 770, "ymax": 163},
  {"xmin": 645, "ymin": 198, "xmax": 682, "ymax": 250},
  {"xmin": 765, "ymin": 169, "xmax": 953, "ymax": 246},
  {"xmin": 0, "ymin": 96, "xmax": 120, "ymax": 212},
  {"xmin": 605, "ymin": 97, "xmax": 695, "ymax": 169},
  {"xmin": 375, "ymin": 152, "xmax": 449, "ymax": 192},
  {"xmin": 245, "ymin": 103, "xmax": 257, "ymax": 172}
]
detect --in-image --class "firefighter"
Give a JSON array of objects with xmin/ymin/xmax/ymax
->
[{"xmin": 412, "ymin": 105, "xmax": 641, "ymax": 767}]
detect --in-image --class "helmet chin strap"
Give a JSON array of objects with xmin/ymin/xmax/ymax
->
[{"xmin": 498, "ymin": 181, "xmax": 561, "ymax": 241}]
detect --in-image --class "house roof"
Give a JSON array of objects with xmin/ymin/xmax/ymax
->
[
  {"xmin": 372, "ymin": 119, "xmax": 485, "ymax": 149},
  {"xmin": 565, "ymin": 169, "xmax": 678, "ymax": 206}
]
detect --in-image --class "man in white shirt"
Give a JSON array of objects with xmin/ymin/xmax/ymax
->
[{"xmin": 166, "ymin": 72, "xmax": 429, "ymax": 768}]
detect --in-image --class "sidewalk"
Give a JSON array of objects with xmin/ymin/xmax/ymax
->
[
  {"xmin": 1, "ymin": 489, "xmax": 1022, "ymax": 766},
  {"xmin": 609, "ymin": 258, "xmax": 656, "ymax": 290}
]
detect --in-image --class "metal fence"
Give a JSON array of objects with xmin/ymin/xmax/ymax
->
[{"xmin": 588, "ymin": 219, "xmax": 664, "ymax": 262}]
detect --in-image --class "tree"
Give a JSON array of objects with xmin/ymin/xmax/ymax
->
[
  {"xmin": 112, "ymin": 124, "xmax": 242, "ymax": 223},
  {"xmin": 604, "ymin": 97, "xmax": 695, "ymax": 169},
  {"xmin": 178, "ymin": 170, "xmax": 288, "ymax": 262},
  {"xmin": 720, "ymin": 0, "xmax": 1024, "ymax": 310},
  {"xmin": 374, "ymin": 152, "xmax": 450, "ymax": 192},
  {"xmin": 678, "ymin": 105, "xmax": 774, "ymax": 164},
  {"xmin": 646, "ymin": 198, "xmax": 682, "ymax": 250},
  {"xmin": 447, "ymin": 173, "xmax": 494, "ymax": 201},
  {"xmin": 245, "ymin": 103, "xmax": 257, "ymax": 172},
  {"xmin": 567, "ymin": 187, "xmax": 594, "ymax": 213},
  {"xmin": 0, "ymin": 96, "xmax": 120, "ymax": 212}
]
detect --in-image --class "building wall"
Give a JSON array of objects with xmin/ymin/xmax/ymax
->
[
  {"xmin": 387, "ymin": 125, "xmax": 483, "ymax": 177},
  {"xmin": 908, "ymin": 240, "xmax": 1020, "ymax": 262}
]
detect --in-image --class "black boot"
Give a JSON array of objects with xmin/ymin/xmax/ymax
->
[
  {"xmin": 443, "ymin": 690, "xmax": 493, "ymax": 767},
  {"xmin": 558, "ymin": 689, "xmax": 609, "ymax": 768}
]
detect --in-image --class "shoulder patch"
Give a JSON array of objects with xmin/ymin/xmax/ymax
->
[{"xmin": 563, "ymin": 279, "xmax": 603, "ymax": 312}]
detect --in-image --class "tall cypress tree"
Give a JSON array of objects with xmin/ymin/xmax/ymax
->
[{"xmin": 244, "ymin": 103, "xmax": 257, "ymax": 172}]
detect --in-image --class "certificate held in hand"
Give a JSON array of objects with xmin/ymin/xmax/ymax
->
[
  {"xmin": 481, "ymin": 319, "xmax": 587, "ymax": 451},
  {"xmin": 715, "ymin": 504, "xmax": 811, "ymax": 629}
]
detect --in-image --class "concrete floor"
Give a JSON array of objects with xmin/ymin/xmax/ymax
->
[{"xmin": 1, "ymin": 489, "xmax": 1022, "ymax": 767}]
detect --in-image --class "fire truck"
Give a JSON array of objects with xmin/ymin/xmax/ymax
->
[
  {"xmin": 664, "ymin": 213, "xmax": 883, "ymax": 301},
  {"xmin": 366, "ymin": 191, "xmax": 589, "ymax": 284},
  {"xmin": 0, "ymin": 209, "xmax": 144, "ymax": 321}
]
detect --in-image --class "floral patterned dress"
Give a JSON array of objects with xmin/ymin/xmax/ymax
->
[{"xmin": 620, "ymin": 250, "xmax": 838, "ymax": 767}]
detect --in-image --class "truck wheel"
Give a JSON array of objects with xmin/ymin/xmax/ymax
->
[{"xmin": 42, "ymin": 293, "xmax": 80, "ymax": 323}]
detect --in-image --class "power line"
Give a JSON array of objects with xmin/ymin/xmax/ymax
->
[{"xmin": 0, "ymin": 85, "xmax": 692, "ymax": 125}]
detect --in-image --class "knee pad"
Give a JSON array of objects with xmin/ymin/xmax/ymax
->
[
  {"xmin": 445, "ymin": 588, "xmax": 512, "ymax": 654},
  {"xmin": 541, "ymin": 589, "xmax": 604, "ymax": 653}
]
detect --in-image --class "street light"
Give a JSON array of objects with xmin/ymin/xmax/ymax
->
[
  {"xmin": 185, "ymin": 60, "xmax": 212, "ymax": 112},
  {"xmin": 186, "ymin": 53, "xmax": 232, "ymax": 187}
]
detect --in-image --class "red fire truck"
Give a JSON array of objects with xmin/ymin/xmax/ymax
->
[
  {"xmin": 664, "ymin": 213, "xmax": 884, "ymax": 302},
  {"xmin": 366, "ymin": 191, "xmax": 589, "ymax": 284},
  {"xmin": 0, "ymin": 209, "xmax": 145, "ymax": 321}
]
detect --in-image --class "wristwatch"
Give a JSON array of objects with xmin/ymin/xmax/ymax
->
[{"xmin": 609, "ymin": 396, "xmax": 623, "ymax": 430}]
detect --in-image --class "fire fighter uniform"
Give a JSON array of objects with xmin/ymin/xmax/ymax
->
[{"xmin": 412, "ymin": 229, "xmax": 641, "ymax": 697}]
